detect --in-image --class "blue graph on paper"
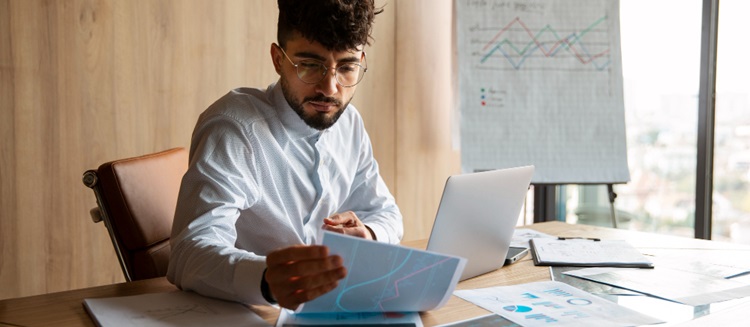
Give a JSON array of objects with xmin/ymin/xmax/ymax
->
[
  {"xmin": 454, "ymin": 281, "xmax": 663, "ymax": 327},
  {"xmin": 297, "ymin": 232, "xmax": 465, "ymax": 314}
]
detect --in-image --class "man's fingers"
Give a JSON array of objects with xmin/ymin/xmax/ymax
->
[
  {"xmin": 265, "ymin": 244, "xmax": 351, "ymax": 310},
  {"xmin": 270, "ymin": 265, "xmax": 347, "ymax": 310},
  {"xmin": 324, "ymin": 211, "xmax": 358, "ymax": 225},
  {"xmin": 266, "ymin": 245, "xmax": 328, "ymax": 266},
  {"xmin": 279, "ymin": 282, "xmax": 338, "ymax": 309},
  {"xmin": 323, "ymin": 217, "xmax": 341, "ymax": 226},
  {"xmin": 322, "ymin": 224, "xmax": 344, "ymax": 233},
  {"xmin": 278, "ymin": 266, "xmax": 347, "ymax": 293},
  {"xmin": 323, "ymin": 211, "xmax": 372, "ymax": 239},
  {"xmin": 323, "ymin": 223, "xmax": 369, "ymax": 239},
  {"xmin": 266, "ymin": 255, "xmax": 344, "ymax": 283},
  {"xmin": 278, "ymin": 280, "xmax": 343, "ymax": 309}
]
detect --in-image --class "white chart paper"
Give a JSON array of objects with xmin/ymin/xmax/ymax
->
[
  {"xmin": 456, "ymin": 0, "xmax": 629, "ymax": 183},
  {"xmin": 83, "ymin": 291, "xmax": 269, "ymax": 327},
  {"xmin": 455, "ymin": 281, "xmax": 661, "ymax": 327},
  {"xmin": 565, "ymin": 267, "xmax": 750, "ymax": 306},
  {"xmin": 511, "ymin": 228, "xmax": 556, "ymax": 248},
  {"xmin": 297, "ymin": 232, "xmax": 466, "ymax": 314}
]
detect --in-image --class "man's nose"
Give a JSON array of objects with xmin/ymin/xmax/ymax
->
[{"xmin": 316, "ymin": 68, "xmax": 339, "ymax": 97}]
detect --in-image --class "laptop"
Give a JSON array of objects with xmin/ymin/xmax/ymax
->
[{"xmin": 426, "ymin": 165, "xmax": 534, "ymax": 281}]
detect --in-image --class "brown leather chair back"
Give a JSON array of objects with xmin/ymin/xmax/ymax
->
[{"xmin": 83, "ymin": 147, "xmax": 188, "ymax": 281}]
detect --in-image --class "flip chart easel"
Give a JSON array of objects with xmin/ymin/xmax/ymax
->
[
  {"xmin": 532, "ymin": 183, "xmax": 621, "ymax": 228},
  {"xmin": 457, "ymin": 0, "xmax": 630, "ymax": 226}
]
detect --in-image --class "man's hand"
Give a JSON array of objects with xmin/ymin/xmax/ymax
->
[
  {"xmin": 322, "ymin": 211, "xmax": 375, "ymax": 240},
  {"xmin": 264, "ymin": 245, "xmax": 346, "ymax": 310}
]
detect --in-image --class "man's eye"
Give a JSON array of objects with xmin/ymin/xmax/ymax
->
[
  {"xmin": 300, "ymin": 61, "xmax": 323, "ymax": 70},
  {"xmin": 338, "ymin": 64, "xmax": 359, "ymax": 73}
]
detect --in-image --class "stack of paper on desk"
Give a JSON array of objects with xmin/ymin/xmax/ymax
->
[{"xmin": 530, "ymin": 237, "xmax": 654, "ymax": 268}]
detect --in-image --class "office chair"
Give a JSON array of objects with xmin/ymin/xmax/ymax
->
[{"xmin": 82, "ymin": 147, "xmax": 188, "ymax": 281}]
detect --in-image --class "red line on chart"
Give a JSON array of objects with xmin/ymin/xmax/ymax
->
[
  {"xmin": 479, "ymin": 16, "xmax": 610, "ymax": 67},
  {"xmin": 484, "ymin": 17, "xmax": 575, "ymax": 57},
  {"xmin": 482, "ymin": 17, "xmax": 522, "ymax": 51},
  {"xmin": 377, "ymin": 258, "xmax": 453, "ymax": 310}
]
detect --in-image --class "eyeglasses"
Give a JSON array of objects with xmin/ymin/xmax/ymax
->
[{"xmin": 276, "ymin": 45, "xmax": 367, "ymax": 87}]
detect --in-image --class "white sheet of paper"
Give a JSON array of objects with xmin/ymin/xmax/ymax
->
[
  {"xmin": 83, "ymin": 291, "xmax": 270, "ymax": 327},
  {"xmin": 296, "ymin": 232, "xmax": 466, "ymax": 314},
  {"xmin": 564, "ymin": 267, "xmax": 750, "ymax": 306},
  {"xmin": 511, "ymin": 228, "xmax": 555, "ymax": 248},
  {"xmin": 644, "ymin": 249, "xmax": 750, "ymax": 279},
  {"xmin": 455, "ymin": 281, "xmax": 662, "ymax": 327}
]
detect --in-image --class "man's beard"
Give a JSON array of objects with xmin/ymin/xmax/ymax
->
[{"xmin": 280, "ymin": 77, "xmax": 350, "ymax": 130}]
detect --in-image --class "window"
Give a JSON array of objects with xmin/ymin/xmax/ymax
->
[
  {"xmin": 713, "ymin": 0, "xmax": 750, "ymax": 243},
  {"xmin": 560, "ymin": 0, "xmax": 707, "ymax": 238}
]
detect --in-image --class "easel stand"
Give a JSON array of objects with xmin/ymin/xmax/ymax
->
[{"xmin": 607, "ymin": 184, "xmax": 618, "ymax": 228}]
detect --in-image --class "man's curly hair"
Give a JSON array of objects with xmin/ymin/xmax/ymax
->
[{"xmin": 277, "ymin": 0, "xmax": 383, "ymax": 51}]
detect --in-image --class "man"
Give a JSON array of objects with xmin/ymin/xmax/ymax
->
[{"xmin": 167, "ymin": 0, "xmax": 403, "ymax": 311}]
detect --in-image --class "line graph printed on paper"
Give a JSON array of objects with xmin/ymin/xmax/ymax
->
[
  {"xmin": 297, "ymin": 232, "xmax": 464, "ymax": 313},
  {"xmin": 334, "ymin": 246, "xmax": 454, "ymax": 312},
  {"xmin": 472, "ymin": 15, "xmax": 612, "ymax": 71},
  {"xmin": 459, "ymin": 0, "xmax": 617, "ymax": 74}
]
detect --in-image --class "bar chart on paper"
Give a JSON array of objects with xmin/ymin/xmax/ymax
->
[{"xmin": 457, "ymin": 0, "xmax": 629, "ymax": 184}]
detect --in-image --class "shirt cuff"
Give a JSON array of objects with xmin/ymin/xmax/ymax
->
[
  {"xmin": 260, "ymin": 268, "xmax": 277, "ymax": 304},
  {"xmin": 365, "ymin": 223, "xmax": 393, "ymax": 244}
]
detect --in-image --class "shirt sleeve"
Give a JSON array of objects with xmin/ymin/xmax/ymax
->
[
  {"xmin": 341, "ymin": 116, "xmax": 404, "ymax": 244},
  {"xmin": 167, "ymin": 113, "xmax": 270, "ymax": 305}
]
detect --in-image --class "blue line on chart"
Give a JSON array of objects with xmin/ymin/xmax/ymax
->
[{"xmin": 335, "ymin": 248, "xmax": 414, "ymax": 312}]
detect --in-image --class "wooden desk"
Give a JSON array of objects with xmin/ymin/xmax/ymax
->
[{"xmin": 2, "ymin": 221, "xmax": 749, "ymax": 326}]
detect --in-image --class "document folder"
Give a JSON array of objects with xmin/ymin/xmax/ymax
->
[{"xmin": 529, "ymin": 237, "xmax": 654, "ymax": 268}]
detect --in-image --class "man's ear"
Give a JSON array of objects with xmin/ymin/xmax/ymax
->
[{"xmin": 270, "ymin": 44, "xmax": 283, "ymax": 75}]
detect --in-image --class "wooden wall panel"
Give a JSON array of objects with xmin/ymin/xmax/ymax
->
[
  {"xmin": 395, "ymin": 0, "xmax": 462, "ymax": 242},
  {"xmin": 0, "ymin": 0, "xmax": 19, "ymax": 301},
  {"xmin": 0, "ymin": 0, "xmax": 399, "ymax": 300},
  {"xmin": 354, "ymin": 0, "xmax": 397, "ymax": 189}
]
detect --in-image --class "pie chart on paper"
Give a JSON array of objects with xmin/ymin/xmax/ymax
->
[{"xmin": 502, "ymin": 305, "xmax": 532, "ymax": 313}]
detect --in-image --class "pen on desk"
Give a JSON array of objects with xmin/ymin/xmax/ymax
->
[
  {"xmin": 557, "ymin": 236, "xmax": 601, "ymax": 241},
  {"xmin": 726, "ymin": 270, "xmax": 750, "ymax": 279}
]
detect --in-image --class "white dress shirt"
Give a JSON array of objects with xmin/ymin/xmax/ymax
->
[{"xmin": 167, "ymin": 82, "xmax": 403, "ymax": 305}]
